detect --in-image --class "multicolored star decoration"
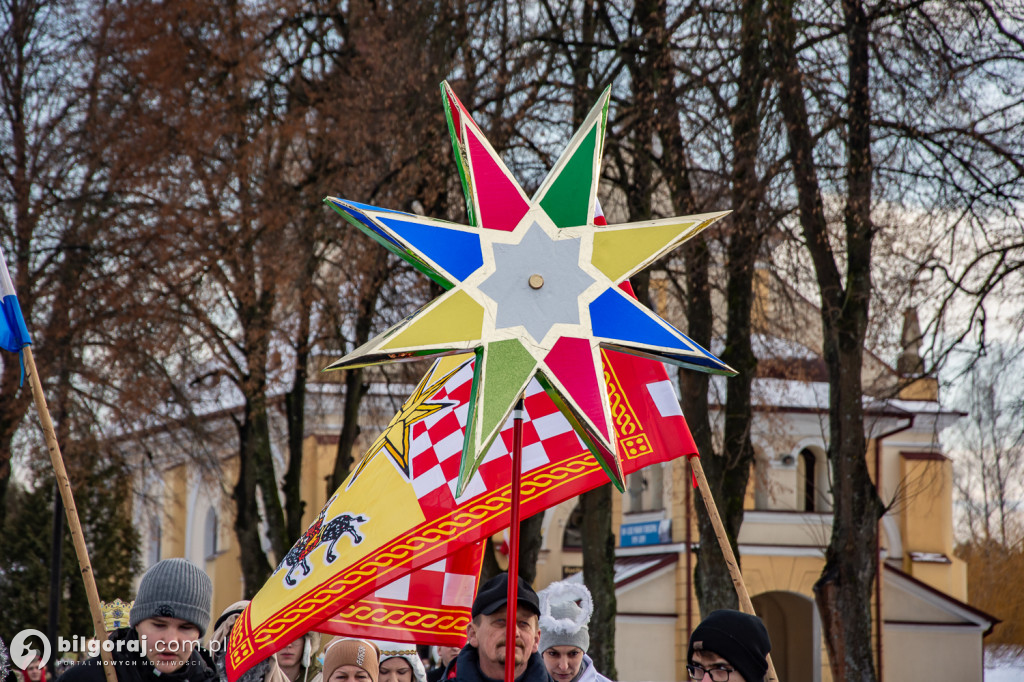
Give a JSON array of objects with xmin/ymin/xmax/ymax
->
[{"xmin": 325, "ymin": 82, "xmax": 735, "ymax": 496}]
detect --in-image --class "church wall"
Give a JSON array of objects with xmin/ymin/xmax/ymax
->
[{"xmin": 883, "ymin": 626, "xmax": 984, "ymax": 681}]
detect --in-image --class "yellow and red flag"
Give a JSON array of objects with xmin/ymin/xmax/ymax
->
[
  {"xmin": 227, "ymin": 347, "xmax": 696, "ymax": 680},
  {"xmin": 322, "ymin": 540, "xmax": 482, "ymax": 646}
]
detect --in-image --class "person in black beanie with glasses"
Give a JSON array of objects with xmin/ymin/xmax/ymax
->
[{"xmin": 686, "ymin": 610, "xmax": 771, "ymax": 682}]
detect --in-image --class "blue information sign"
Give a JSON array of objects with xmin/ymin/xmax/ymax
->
[{"xmin": 619, "ymin": 519, "xmax": 671, "ymax": 546}]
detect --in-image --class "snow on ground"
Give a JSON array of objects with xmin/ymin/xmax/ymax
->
[{"xmin": 986, "ymin": 646, "xmax": 1024, "ymax": 681}]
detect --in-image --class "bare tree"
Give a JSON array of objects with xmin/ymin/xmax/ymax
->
[
  {"xmin": 291, "ymin": 0, "xmax": 468, "ymax": 491},
  {"xmin": 948, "ymin": 345, "xmax": 1024, "ymax": 547},
  {"xmin": 0, "ymin": 0, "xmax": 157, "ymax": 520},
  {"xmin": 953, "ymin": 346, "xmax": 1024, "ymax": 651},
  {"xmin": 767, "ymin": 0, "xmax": 1024, "ymax": 678},
  {"xmin": 96, "ymin": 0, "xmax": 335, "ymax": 593},
  {"xmin": 675, "ymin": 0, "xmax": 775, "ymax": 616}
]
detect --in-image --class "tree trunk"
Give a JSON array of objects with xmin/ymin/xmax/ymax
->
[
  {"xmin": 690, "ymin": 0, "xmax": 766, "ymax": 616},
  {"xmin": 581, "ymin": 483, "xmax": 617, "ymax": 680},
  {"xmin": 813, "ymin": 330, "xmax": 881, "ymax": 681},
  {"xmin": 241, "ymin": 283, "xmax": 291, "ymax": 567},
  {"xmin": 655, "ymin": 24, "xmax": 730, "ymax": 618},
  {"xmin": 233, "ymin": 402, "xmax": 274, "ymax": 597},
  {"xmin": 693, "ymin": 459, "xmax": 743, "ymax": 612},
  {"xmin": 233, "ymin": 294, "xmax": 291, "ymax": 594},
  {"xmin": 577, "ymin": 5, "xmax": 666, "ymax": 669},
  {"xmin": 233, "ymin": 388, "xmax": 291, "ymax": 596},
  {"xmin": 283, "ymin": 276, "xmax": 314, "ymax": 540},
  {"xmin": 811, "ymin": 2, "xmax": 883, "ymax": 678},
  {"xmin": 516, "ymin": 512, "xmax": 544, "ymax": 585},
  {"xmin": 478, "ymin": 512, "xmax": 544, "ymax": 585},
  {"xmin": 671, "ymin": 218, "xmax": 748, "ymax": 618},
  {"xmin": 250, "ymin": 390, "xmax": 290, "ymax": 561},
  {"xmin": 771, "ymin": 0, "xmax": 883, "ymax": 676},
  {"xmin": 678, "ymin": 230, "xmax": 731, "ymax": 612},
  {"xmin": 283, "ymin": 361, "xmax": 308, "ymax": 541},
  {"xmin": 481, "ymin": 536, "xmax": 502, "ymax": 584}
]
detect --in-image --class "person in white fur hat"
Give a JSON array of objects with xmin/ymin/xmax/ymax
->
[{"xmin": 537, "ymin": 581, "xmax": 611, "ymax": 682}]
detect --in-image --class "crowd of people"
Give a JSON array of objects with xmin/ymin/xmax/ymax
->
[{"xmin": 13, "ymin": 559, "xmax": 772, "ymax": 682}]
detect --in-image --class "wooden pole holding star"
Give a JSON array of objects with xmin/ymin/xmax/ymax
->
[{"xmin": 690, "ymin": 455, "xmax": 779, "ymax": 681}]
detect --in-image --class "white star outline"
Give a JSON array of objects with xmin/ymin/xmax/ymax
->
[
  {"xmin": 324, "ymin": 83, "xmax": 735, "ymax": 493},
  {"xmin": 450, "ymin": 211, "xmax": 612, "ymax": 357}
]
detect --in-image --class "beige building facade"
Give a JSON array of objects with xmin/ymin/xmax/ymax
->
[{"xmin": 525, "ymin": 267, "xmax": 994, "ymax": 680}]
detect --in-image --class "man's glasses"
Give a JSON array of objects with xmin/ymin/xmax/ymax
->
[{"xmin": 686, "ymin": 663, "xmax": 735, "ymax": 681}]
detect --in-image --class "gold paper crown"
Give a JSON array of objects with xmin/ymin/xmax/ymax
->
[{"xmin": 101, "ymin": 599, "xmax": 134, "ymax": 633}]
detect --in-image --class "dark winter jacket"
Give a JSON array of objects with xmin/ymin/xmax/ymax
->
[
  {"xmin": 60, "ymin": 628, "xmax": 217, "ymax": 682},
  {"xmin": 445, "ymin": 646, "xmax": 551, "ymax": 682}
]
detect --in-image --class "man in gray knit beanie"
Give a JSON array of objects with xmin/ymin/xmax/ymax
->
[
  {"xmin": 131, "ymin": 558, "xmax": 213, "ymax": 635},
  {"xmin": 61, "ymin": 558, "xmax": 217, "ymax": 682},
  {"xmin": 129, "ymin": 558, "xmax": 213, "ymax": 674},
  {"xmin": 538, "ymin": 581, "xmax": 610, "ymax": 682}
]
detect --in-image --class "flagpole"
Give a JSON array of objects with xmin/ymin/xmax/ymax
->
[
  {"xmin": 503, "ymin": 398, "xmax": 526, "ymax": 682},
  {"xmin": 23, "ymin": 347, "xmax": 118, "ymax": 682},
  {"xmin": 688, "ymin": 455, "xmax": 778, "ymax": 682}
]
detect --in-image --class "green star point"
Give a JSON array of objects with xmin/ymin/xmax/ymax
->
[{"xmin": 458, "ymin": 339, "xmax": 538, "ymax": 496}]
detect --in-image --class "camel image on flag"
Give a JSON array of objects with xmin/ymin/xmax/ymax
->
[{"xmin": 227, "ymin": 82, "xmax": 733, "ymax": 681}]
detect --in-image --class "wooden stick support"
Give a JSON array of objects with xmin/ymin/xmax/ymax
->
[
  {"xmin": 689, "ymin": 455, "xmax": 779, "ymax": 682},
  {"xmin": 24, "ymin": 347, "xmax": 118, "ymax": 682}
]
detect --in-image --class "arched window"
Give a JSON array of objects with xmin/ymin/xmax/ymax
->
[
  {"xmin": 204, "ymin": 507, "xmax": 219, "ymax": 559},
  {"xmin": 799, "ymin": 449, "xmax": 816, "ymax": 512},
  {"xmin": 562, "ymin": 504, "xmax": 583, "ymax": 550}
]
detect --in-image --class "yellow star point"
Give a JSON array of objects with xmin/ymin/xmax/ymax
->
[{"xmin": 347, "ymin": 360, "xmax": 465, "ymax": 485}]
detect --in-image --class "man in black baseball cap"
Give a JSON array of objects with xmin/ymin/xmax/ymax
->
[
  {"xmin": 446, "ymin": 573, "xmax": 550, "ymax": 682},
  {"xmin": 686, "ymin": 609, "xmax": 772, "ymax": 682}
]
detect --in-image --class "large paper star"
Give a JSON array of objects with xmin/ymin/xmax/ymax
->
[{"xmin": 325, "ymin": 82, "xmax": 734, "ymax": 495}]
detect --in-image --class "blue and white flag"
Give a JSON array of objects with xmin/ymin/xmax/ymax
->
[{"xmin": 0, "ymin": 245, "xmax": 32, "ymax": 355}]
